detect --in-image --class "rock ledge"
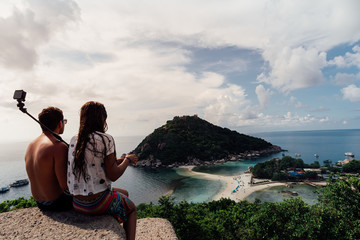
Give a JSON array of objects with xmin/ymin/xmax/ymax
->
[{"xmin": 0, "ymin": 207, "xmax": 177, "ymax": 240}]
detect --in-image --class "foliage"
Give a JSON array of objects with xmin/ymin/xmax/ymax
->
[
  {"xmin": 251, "ymin": 156, "xmax": 321, "ymax": 180},
  {"xmin": 307, "ymin": 160, "xmax": 320, "ymax": 168},
  {"xmin": 302, "ymin": 171, "xmax": 318, "ymax": 179},
  {"xmin": 137, "ymin": 176, "xmax": 360, "ymax": 240},
  {"xmin": 133, "ymin": 115, "xmax": 275, "ymax": 165},
  {"xmin": 318, "ymin": 175, "xmax": 360, "ymax": 219},
  {"xmin": 342, "ymin": 160, "xmax": 360, "ymax": 173},
  {"xmin": 0, "ymin": 197, "xmax": 36, "ymax": 213},
  {"xmin": 327, "ymin": 165, "xmax": 342, "ymax": 173}
]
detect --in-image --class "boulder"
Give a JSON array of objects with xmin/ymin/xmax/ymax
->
[{"xmin": 0, "ymin": 207, "xmax": 177, "ymax": 240}]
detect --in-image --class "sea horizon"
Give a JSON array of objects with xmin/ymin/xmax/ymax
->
[{"xmin": 1, "ymin": 128, "xmax": 359, "ymax": 205}]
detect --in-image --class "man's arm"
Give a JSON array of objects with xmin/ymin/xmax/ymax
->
[{"xmin": 54, "ymin": 142, "xmax": 69, "ymax": 191}]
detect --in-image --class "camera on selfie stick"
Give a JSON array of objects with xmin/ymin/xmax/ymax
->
[{"xmin": 13, "ymin": 90, "xmax": 69, "ymax": 147}]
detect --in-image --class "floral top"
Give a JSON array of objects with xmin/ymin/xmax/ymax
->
[{"xmin": 67, "ymin": 131, "xmax": 115, "ymax": 196}]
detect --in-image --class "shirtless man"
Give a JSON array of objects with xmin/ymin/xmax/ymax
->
[{"xmin": 25, "ymin": 107, "xmax": 72, "ymax": 211}]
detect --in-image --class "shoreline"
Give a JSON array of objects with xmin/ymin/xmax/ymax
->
[{"xmin": 177, "ymin": 166, "xmax": 326, "ymax": 202}]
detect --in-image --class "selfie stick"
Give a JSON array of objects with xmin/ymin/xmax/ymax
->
[{"xmin": 14, "ymin": 90, "xmax": 69, "ymax": 147}]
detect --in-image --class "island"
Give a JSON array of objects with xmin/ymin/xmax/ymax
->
[{"xmin": 132, "ymin": 115, "xmax": 284, "ymax": 168}]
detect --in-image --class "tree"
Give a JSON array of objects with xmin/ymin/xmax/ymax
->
[{"xmin": 342, "ymin": 160, "xmax": 360, "ymax": 173}]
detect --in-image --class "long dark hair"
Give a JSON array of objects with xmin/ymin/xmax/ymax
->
[{"xmin": 73, "ymin": 101, "xmax": 108, "ymax": 180}]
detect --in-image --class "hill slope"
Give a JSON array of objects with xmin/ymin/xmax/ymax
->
[{"xmin": 133, "ymin": 115, "xmax": 282, "ymax": 167}]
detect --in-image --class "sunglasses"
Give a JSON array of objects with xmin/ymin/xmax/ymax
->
[{"xmin": 62, "ymin": 119, "xmax": 67, "ymax": 124}]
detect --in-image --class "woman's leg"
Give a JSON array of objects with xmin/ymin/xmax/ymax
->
[{"xmin": 123, "ymin": 198, "xmax": 137, "ymax": 240}]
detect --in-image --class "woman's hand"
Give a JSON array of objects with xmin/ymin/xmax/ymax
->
[{"xmin": 125, "ymin": 154, "xmax": 138, "ymax": 166}]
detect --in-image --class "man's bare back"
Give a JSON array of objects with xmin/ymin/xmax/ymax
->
[{"xmin": 25, "ymin": 132, "xmax": 68, "ymax": 202}]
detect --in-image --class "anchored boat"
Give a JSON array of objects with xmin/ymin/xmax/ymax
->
[
  {"xmin": 345, "ymin": 152, "xmax": 355, "ymax": 157},
  {"xmin": 0, "ymin": 186, "xmax": 10, "ymax": 193},
  {"xmin": 10, "ymin": 179, "xmax": 29, "ymax": 187}
]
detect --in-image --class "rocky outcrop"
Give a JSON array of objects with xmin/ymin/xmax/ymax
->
[
  {"xmin": 136, "ymin": 145, "xmax": 284, "ymax": 168},
  {"xmin": 0, "ymin": 207, "xmax": 177, "ymax": 240}
]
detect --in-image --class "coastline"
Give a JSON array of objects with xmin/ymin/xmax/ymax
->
[{"xmin": 177, "ymin": 166, "xmax": 326, "ymax": 202}]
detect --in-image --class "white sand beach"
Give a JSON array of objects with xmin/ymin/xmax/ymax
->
[{"xmin": 178, "ymin": 166, "xmax": 325, "ymax": 202}]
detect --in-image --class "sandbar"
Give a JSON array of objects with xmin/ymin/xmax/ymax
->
[{"xmin": 177, "ymin": 166, "xmax": 325, "ymax": 202}]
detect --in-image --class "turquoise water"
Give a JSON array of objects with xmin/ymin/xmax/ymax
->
[
  {"xmin": 245, "ymin": 184, "xmax": 320, "ymax": 205},
  {"xmin": 194, "ymin": 158, "xmax": 273, "ymax": 176},
  {"xmin": 1, "ymin": 129, "xmax": 359, "ymax": 205}
]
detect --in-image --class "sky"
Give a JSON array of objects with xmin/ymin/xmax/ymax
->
[{"xmin": 1, "ymin": 0, "xmax": 360, "ymax": 143}]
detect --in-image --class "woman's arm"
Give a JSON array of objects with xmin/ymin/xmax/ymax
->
[
  {"xmin": 116, "ymin": 156, "xmax": 125, "ymax": 165},
  {"xmin": 104, "ymin": 153, "xmax": 138, "ymax": 181}
]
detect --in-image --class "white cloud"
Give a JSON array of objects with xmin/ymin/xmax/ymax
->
[
  {"xmin": 328, "ymin": 45, "xmax": 360, "ymax": 68},
  {"xmin": 76, "ymin": 0, "xmax": 360, "ymax": 97},
  {"xmin": 1, "ymin": 0, "xmax": 360, "ymax": 140},
  {"xmin": 319, "ymin": 117, "xmax": 329, "ymax": 123},
  {"xmin": 0, "ymin": 0, "xmax": 80, "ymax": 70},
  {"xmin": 200, "ymin": 84, "xmax": 250, "ymax": 127},
  {"xmin": 288, "ymin": 95, "xmax": 306, "ymax": 109},
  {"xmin": 255, "ymin": 84, "xmax": 272, "ymax": 109},
  {"xmin": 295, "ymin": 101, "xmax": 306, "ymax": 109},
  {"xmin": 200, "ymin": 58, "xmax": 248, "ymax": 74},
  {"xmin": 199, "ymin": 72, "xmax": 224, "ymax": 88},
  {"xmin": 227, "ymin": 111, "xmax": 330, "ymax": 132},
  {"xmin": 331, "ymin": 72, "xmax": 360, "ymax": 85},
  {"xmin": 283, "ymin": 112, "xmax": 316, "ymax": 125},
  {"xmin": 257, "ymin": 46, "xmax": 327, "ymax": 92},
  {"xmin": 341, "ymin": 84, "xmax": 360, "ymax": 102}
]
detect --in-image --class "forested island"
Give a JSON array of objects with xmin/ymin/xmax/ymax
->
[{"xmin": 133, "ymin": 115, "xmax": 283, "ymax": 168}]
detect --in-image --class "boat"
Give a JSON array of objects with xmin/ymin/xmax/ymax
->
[
  {"xmin": 0, "ymin": 186, "xmax": 10, "ymax": 193},
  {"xmin": 10, "ymin": 179, "xmax": 29, "ymax": 187},
  {"xmin": 323, "ymin": 160, "xmax": 332, "ymax": 164},
  {"xmin": 294, "ymin": 153, "xmax": 301, "ymax": 157},
  {"xmin": 314, "ymin": 154, "xmax": 319, "ymax": 158},
  {"xmin": 345, "ymin": 152, "xmax": 355, "ymax": 157}
]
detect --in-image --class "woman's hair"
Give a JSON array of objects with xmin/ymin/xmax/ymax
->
[{"xmin": 73, "ymin": 101, "xmax": 108, "ymax": 180}]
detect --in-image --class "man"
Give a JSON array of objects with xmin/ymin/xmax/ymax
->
[{"xmin": 25, "ymin": 107, "xmax": 73, "ymax": 211}]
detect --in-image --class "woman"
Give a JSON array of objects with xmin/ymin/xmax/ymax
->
[{"xmin": 67, "ymin": 101, "xmax": 137, "ymax": 240}]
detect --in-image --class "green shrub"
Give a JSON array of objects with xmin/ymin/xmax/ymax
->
[{"xmin": 0, "ymin": 197, "xmax": 36, "ymax": 213}]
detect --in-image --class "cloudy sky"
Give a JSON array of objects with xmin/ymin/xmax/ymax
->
[{"xmin": 1, "ymin": 0, "xmax": 360, "ymax": 142}]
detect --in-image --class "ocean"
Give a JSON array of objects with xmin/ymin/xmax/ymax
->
[{"xmin": 0, "ymin": 129, "xmax": 359, "ymax": 205}]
